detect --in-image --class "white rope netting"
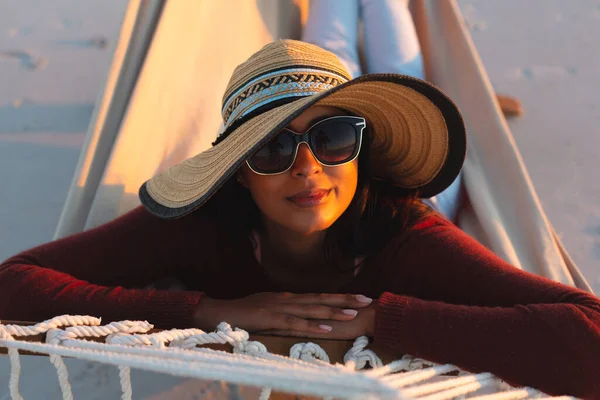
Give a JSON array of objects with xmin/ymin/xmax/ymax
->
[{"xmin": 0, "ymin": 316, "xmax": 577, "ymax": 400}]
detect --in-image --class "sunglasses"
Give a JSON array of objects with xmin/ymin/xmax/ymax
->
[{"xmin": 246, "ymin": 115, "xmax": 366, "ymax": 175}]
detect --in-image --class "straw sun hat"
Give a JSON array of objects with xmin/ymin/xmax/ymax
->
[{"xmin": 140, "ymin": 39, "xmax": 466, "ymax": 219}]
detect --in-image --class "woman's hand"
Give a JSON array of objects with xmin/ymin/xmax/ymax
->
[
  {"xmin": 194, "ymin": 292, "xmax": 375, "ymax": 339},
  {"xmin": 258, "ymin": 303, "xmax": 376, "ymax": 340}
]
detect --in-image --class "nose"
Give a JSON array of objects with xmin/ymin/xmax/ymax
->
[{"xmin": 290, "ymin": 143, "xmax": 322, "ymax": 178}]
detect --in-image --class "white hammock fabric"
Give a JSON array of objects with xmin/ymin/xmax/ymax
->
[{"xmin": 0, "ymin": 316, "xmax": 577, "ymax": 400}]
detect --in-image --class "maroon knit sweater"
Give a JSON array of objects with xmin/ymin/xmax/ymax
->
[{"xmin": 1, "ymin": 206, "xmax": 599, "ymax": 398}]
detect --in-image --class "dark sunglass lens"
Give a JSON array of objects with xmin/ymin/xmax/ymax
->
[
  {"xmin": 311, "ymin": 121, "xmax": 358, "ymax": 164},
  {"xmin": 249, "ymin": 132, "xmax": 295, "ymax": 173}
]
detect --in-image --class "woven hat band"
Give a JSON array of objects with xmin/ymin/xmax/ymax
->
[{"xmin": 222, "ymin": 67, "xmax": 348, "ymax": 128}]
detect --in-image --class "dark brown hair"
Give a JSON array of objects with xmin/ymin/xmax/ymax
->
[{"xmin": 204, "ymin": 126, "xmax": 432, "ymax": 270}]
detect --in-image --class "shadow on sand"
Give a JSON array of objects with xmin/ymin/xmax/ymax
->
[{"xmin": 0, "ymin": 103, "xmax": 94, "ymax": 134}]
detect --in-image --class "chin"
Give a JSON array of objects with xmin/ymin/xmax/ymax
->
[{"xmin": 286, "ymin": 215, "xmax": 337, "ymax": 235}]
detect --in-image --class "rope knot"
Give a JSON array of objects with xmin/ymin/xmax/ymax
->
[
  {"xmin": 217, "ymin": 322, "xmax": 248, "ymax": 339},
  {"xmin": 401, "ymin": 354, "xmax": 435, "ymax": 371},
  {"xmin": 213, "ymin": 323, "xmax": 267, "ymax": 354},
  {"xmin": 290, "ymin": 342, "xmax": 330, "ymax": 363},
  {"xmin": 235, "ymin": 340, "xmax": 268, "ymax": 355},
  {"xmin": 45, "ymin": 328, "xmax": 70, "ymax": 345},
  {"xmin": 343, "ymin": 336, "xmax": 382, "ymax": 370},
  {"xmin": 216, "ymin": 322, "xmax": 253, "ymax": 353}
]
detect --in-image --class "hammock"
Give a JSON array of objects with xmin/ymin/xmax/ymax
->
[
  {"xmin": 0, "ymin": 316, "xmax": 577, "ymax": 399},
  {"xmin": 5, "ymin": 0, "xmax": 587, "ymax": 398}
]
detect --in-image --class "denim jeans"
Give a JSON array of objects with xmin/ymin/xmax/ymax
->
[{"xmin": 302, "ymin": 0, "xmax": 463, "ymax": 221}]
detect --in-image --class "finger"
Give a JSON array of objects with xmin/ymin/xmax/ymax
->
[
  {"xmin": 270, "ymin": 312, "xmax": 334, "ymax": 334},
  {"xmin": 255, "ymin": 329, "xmax": 329, "ymax": 339},
  {"xmin": 257, "ymin": 319, "xmax": 363, "ymax": 340},
  {"xmin": 272, "ymin": 304, "xmax": 359, "ymax": 321},
  {"xmin": 284, "ymin": 293, "xmax": 373, "ymax": 308},
  {"xmin": 256, "ymin": 327, "xmax": 351, "ymax": 341}
]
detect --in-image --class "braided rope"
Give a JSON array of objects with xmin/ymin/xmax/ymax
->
[
  {"xmin": 108, "ymin": 327, "xmax": 204, "ymax": 347},
  {"xmin": 168, "ymin": 324, "xmax": 243, "ymax": 348},
  {"xmin": 1, "ymin": 340, "xmax": 399, "ymax": 399},
  {"xmin": 0, "ymin": 316, "xmax": 99, "ymax": 400},
  {"xmin": 343, "ymin": 336, "xmax": 383, "ymax": 370},
  {"xmin": 118, "ymin": 364, "xmax": 132, "ymax": 400},
  {"xmin": 0, "ymin": 314, "xmax": 104, "ymax": 400},
  {"xmin": 63, "ymin": 320, "xmax": 152, "ymax": 338},
  {"xmin": 44, "ymin": 319, "xmax": 153, "ymax": 400},
  {"xmin": 0, "ymin": 317, "xmax": 580, "ymax": 400},
  {"xmin": 3, "ymin": 315, "xmax": 100, "ymax": 337},
  {"xmin": 287, "ymin": 341, "xmax": 333, "ymax": 400},
  {"xmin": 168, "ymin": 322, "xmax": 273, "ymax": 399},
  {"xmin": 290, "ymin": 342, "xmax": 330, "ymax": 363},
  {"xmin": 403, "ymin": 372, "xmax": 495, "ymax": 397},
  {"xmin": 7, "ymin": 348, "xmax": 23, "ymax": 400},
  {"xmin": 259, "ymin": 387, "xmax": 273, "ymax": 400},
  {"xmin": 366, "ymin": 358, "xmax": 414, "ymax": 378},
  {"xmin": 0, "ymin": 326, "xmax": 23, "ymax": 400},
  {"xmin": 45, "ymin": 328, "xmax": 75, "ymax": 400},
  {"xmin": 383, "ymin": 364, "xmax": 459, "ymax": 387},
  {"xmin": 108, "ymin": 326, "xmax": 203, "ymax": 399}
]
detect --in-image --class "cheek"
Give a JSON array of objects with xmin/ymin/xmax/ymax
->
[
  {"xmin": 243, "ymin": 173, "xmax": 285, "ymax": 210},
  {"xmin": 330, "ymin": 161, "xmax": 359, "ymax": 201}
]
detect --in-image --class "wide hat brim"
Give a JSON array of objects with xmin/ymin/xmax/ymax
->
[{"xmin": 140, "ymin": 74, "xmax": 466, "ymax": 219}]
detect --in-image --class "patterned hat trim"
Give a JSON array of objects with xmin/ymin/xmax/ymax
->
[{"xmin": 222, "ymin": 67, "xmax": 349, "ymax": 128}]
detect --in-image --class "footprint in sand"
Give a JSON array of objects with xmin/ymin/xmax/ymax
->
[
  {"xmin": 0, "ymin": 49, "xmax": 47, "ymax": 70},
  {"xmin": 89, "ymin": 36, "xmax": 109, "ymax": 49},
  {"xmin": 54, "ymin": 35, "xmax": 109, "ymax": 50},
  {"xmin": 508, "ymin": 65, "xmax": 578, "ymax": 82}
]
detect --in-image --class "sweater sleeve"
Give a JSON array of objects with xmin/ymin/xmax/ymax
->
[
  {"xmin": 0, "ymin": 206, "xmax": 214, "ymax": 328},
  {"xmin": 373, "ymin": 215, "xmax": 600, "ymax": 399}
]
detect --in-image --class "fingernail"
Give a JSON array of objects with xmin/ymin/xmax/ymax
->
[
  {"xmin": 356, "ymin": 295, "xmax": 373, "ymax": 303},
  {"xmin": 319, "ymin": 324, "xmax": 333, "ymax": 332},
  {"xmin": 342, "ymin": 309, "xmax": 358, "ymax": 317}
]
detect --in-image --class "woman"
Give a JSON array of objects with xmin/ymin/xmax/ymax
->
[{"xmin": 0, "ymin": 40, "xmax": 599, "ymax": 398}]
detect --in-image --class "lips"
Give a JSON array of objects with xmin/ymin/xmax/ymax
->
[{"xmin": 286, "ymin": 189, "xmax": 331, "ymax": 207}]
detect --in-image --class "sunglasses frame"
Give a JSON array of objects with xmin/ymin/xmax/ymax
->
[{"xmin": 246, "ymin": 115, "xmax": 366, "ymax": 175}]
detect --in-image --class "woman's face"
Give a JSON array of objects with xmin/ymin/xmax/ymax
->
[{"xmin": 239, "ymin": 105, "xmax": 359, "ymax": 235}]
